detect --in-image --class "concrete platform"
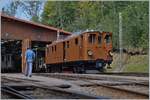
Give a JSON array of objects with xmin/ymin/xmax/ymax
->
[{"xmin": 1, "ymin": 73, "xmax": 83, "ymax": 92}]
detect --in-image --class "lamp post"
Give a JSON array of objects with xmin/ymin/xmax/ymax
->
[{"xmin": 119, "ymin": 12, "xmax": 123, "ymax": 71}]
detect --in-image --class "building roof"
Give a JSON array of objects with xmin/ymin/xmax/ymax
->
[{"xmin": 1, "ymin": 14, "xmax": 72, "ymax": 35}]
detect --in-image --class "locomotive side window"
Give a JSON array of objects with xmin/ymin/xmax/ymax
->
[
  {"xmin": 75, "ymin": 38, "xmax": 78, "ymax": 45},
  {"xmin": 47, "ymin": 48, "xmax": 49, "ymax": 53},
  {"xmin": 81, "ymin": 35, "xmax": 83, "ymax": 40},
  {"xmin": 88, "ymin": 34, "xmax": 96, "ymax": 44},
  {"xmin": 52, "ymin": 46, "xmax": 54, "ymax": 52},
  {"xmin": 55, "ymin": 45, "xmax": 56, "ymax": 51},
  {"xmin": 49, "ymin": 48, "xmax": 51, "ymax": 53},
  {"xmin": 67, "ymin": 41, "xmax": 69, "ymax": 48},
  {"xmin": 98, "ymin": 35, "xmax": 102, "ymax": 45},
  {"xmin": 105, "ymin": 35, "xmax": 111, "ymax": 44}
]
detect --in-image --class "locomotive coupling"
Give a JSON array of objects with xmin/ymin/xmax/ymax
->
[{"xmin": 109, "ymin": 51, "xmax": 113, "ymax": 57}]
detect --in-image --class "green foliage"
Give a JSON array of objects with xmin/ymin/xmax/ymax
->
[
  {"xmin": 42, "ymin": 1, "xmax": 78, "ymax": 30},
  {"xmin": 122, "ymin": 2, "xmax": 149, "ymax": 49},
  {"xmin": 41, "ymin": 1, "xmax": 148, "ymax": 50}
]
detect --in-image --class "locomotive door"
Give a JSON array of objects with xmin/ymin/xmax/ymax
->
[
  {"xmin": 63, "ymin": 42, "xmax": 66, "ymax": 61},
  {"xmin": 79, "ymin": 35, "xmax": 83, "ymax": 59}
]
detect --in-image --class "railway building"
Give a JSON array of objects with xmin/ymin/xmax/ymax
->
[{"xmin": 1, "ymin": 14, "xmax": 71, "ymax": 73}]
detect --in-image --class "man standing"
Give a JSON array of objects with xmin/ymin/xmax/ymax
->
[{"xmin": 25, "ymin": 47, "xmax": 35, "ymax": 77}]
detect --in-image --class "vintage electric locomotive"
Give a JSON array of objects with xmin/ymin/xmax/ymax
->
[{"xmin": 45, "ymin": 31, "xmax": 113, "ymax": 73}]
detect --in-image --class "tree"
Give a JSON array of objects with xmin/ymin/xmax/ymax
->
[
  {"xmin": 41, "ymin": 1, "xmax": 149, "ymax": 51},
  {"xmin": 42, "ymin": 1, "xmax": 77, "ymax": 30},
  {"xmin": 122, "ymin": 1, "xmax": 148, "ymax": 49},
  {"xmin": 20, "ymin": 1, "xmax": 43, "ymax": 22},
  {"xmin": 2, "ymin": 1, "xmax": 43, "ymax": 22},
  {"xmin": 2, "ymin": 1, "xmax": 21, "ymax": 16}
]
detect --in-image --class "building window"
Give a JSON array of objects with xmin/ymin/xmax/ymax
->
[
  {"xmin": 75, "ymin": 38, "xmax": 78, "ymax": 45},
  {"xmin": 2, "ymin": 56, "xmax": 4, "ymax": 61},
  {"xmin": 88, "ymin": 34, "xmax": 96, "ymax": 44}
]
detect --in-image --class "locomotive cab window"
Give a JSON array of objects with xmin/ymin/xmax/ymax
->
[
  {"xmin": 88, "ymin": 34, "xmax": 96, "ymax": 44},
  {"xmin": 105, "ymin": 35, "xmax": 111, "ymax": 44},
  {"xmin": 98, "ymin": 35, "xmax": 102, "ymax": 45},
  {"xmin": 67, "ymin": 41, "xmax": 69, "ymax": 48},
  {"xmin": 75, "ymin": 38, "xmax": 78, "ymax": 45}
]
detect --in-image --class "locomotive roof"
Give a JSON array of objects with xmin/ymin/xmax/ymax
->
[{"xmin": 47, "ymin": 31, "xmax": 112, "ymax": 47}]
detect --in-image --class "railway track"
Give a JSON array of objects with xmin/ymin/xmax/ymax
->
[
  {"xmin": 96, "ymin": 72, "xmax": 149, "ymax": 77},
  {"xmin": 1, "ymin": 76, "xmax": 107, "ymax": 99},
  {"xmin": 34, "ymin": 73, "xmax": 149, "ymax": 84},
  {"xmin": 34, "ymin": 73, "xmax": 149, "ymax": 99},
  {"xmin": 2, "ymin": 85, "xmax": 107, "ymax": 99},
  {"xmin": 79, "ymin": 80, "xmax": 149, "ymax": 99}
]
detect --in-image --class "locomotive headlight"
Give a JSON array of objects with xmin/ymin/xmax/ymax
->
[{"xmin": 87, "ymin": 50, "xmax": 93, "ymax": 56}]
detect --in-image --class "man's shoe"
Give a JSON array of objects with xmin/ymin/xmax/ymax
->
[{"xmin": 29, "ymin": 75, "xmax": 32, "ymax": 77}]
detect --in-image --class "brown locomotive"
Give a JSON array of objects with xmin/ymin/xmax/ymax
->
[{"xmin": 45, "ymin": 31, "xmax": 113, "ymax": 73}]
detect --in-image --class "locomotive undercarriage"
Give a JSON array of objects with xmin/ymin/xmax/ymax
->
[{"xmin": 46, "ymin": 60, "xmax": 112, "ymax": 73}]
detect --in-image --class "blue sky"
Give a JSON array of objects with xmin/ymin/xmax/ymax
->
[
  {"xmin": 0, "ymin": 0, "xmax": 29, "ymax": 20},
  {"xmin": 0, "ymin": 0, "xmax": 11, "ymax": 11},
  {"xmin": 0, "ymin": 0, "xmax": 45, "ymax": 21}
]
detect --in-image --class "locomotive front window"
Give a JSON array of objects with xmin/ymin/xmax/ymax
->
[
  {"xmin": 105, "ymin": 35, "xmax": 111, "ymax": 44},
  {"xmin": 88, "ymin": 34, "xmax": 96, "ymax": 44}
]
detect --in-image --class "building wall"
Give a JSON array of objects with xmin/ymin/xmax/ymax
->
[
  {"xmin": 1, "ymin": 18, "xmax": 57, "ymax": 42},
  {"xmin": 1, "ymin": 15, "xmax": 71, "ymax": 73}
]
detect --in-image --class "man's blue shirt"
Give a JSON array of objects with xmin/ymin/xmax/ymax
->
[{"xmin": 25, "ymin": 49, "xmax": 35, "ymax": 62}]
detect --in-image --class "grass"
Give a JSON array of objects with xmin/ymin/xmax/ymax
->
[
  {"xmin": 124, "ymin": 55, "xmax": 149, "ymax": 73},
  {"xmin": 107, "ymin": 53, "xmax": 149, "ymax": 73}
]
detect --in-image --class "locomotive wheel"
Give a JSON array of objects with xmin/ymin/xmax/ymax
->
[{"xmin": 99, "ymin": 67, "xmax": 106, "ymax": 72}]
